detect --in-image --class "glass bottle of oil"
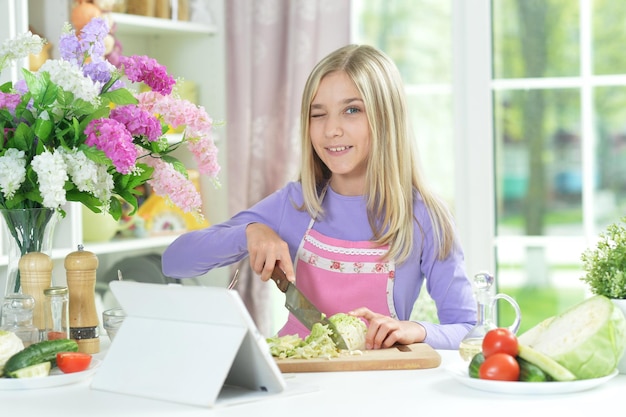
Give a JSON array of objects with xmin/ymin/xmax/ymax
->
[{"xmin": 458, "ymin": 271, "xmax": 522, "ymax": 361}]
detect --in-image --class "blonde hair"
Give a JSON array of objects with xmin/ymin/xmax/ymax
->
[{"xmin": 299, "ymin": 44, "xmax": 457, "ymax": 263}]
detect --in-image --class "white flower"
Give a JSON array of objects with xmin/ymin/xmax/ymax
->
[
  {"xmin": 0, "ymin": 31, "xmax": 45, "ymax": 73},
  {"xmin": 0, "ymin": 149, "xmax": 27, "ymax": 199},
  {"xmin": 31, "ymin": 150, "xmax": 68, "ymax": 208},
  {"xmin": 60, "ymin": 148, "xmax": 113, "ymax": 211},
  {"xmin": 38, "ymin": 59, "xmax": 101, "ymax": 106}
]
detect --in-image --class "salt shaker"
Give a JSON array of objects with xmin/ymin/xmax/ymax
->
[
  {"xmin": 43, "ymin": 286, "xmax": 70, "ymax": 340},
  {"xmin": 65, "ymin": 244, "xmax": 100, "ymax": 353},
  {"xmin": 0, "ymin": 293, "xmax": 39, "ymax": 346},
  {"xmin": 19, "ymin": 252, "xmax": 53, "ymax": 340}
]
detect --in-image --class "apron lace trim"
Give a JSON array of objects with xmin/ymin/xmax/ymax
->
[{"xmin": 304, "ymin": 232, "xmax": 389, "ymax": 257}]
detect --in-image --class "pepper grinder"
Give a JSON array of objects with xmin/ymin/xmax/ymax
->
[
  {"xmin": 19, "ymin": 252, "xmax": 53, "ymax": 340},
  {"xmin": 65, "ymin": 244, "xmax": 100, "ymax": 353}
]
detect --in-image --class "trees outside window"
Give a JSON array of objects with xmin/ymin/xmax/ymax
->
[{"xmin": 353, "ymin": 0, "xmax": 626, "ymax": 333}]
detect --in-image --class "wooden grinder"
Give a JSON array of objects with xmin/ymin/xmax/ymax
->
[
  {"xmin": 65, "ymin": 244, "xmax": 100, "ymax": 353},
  {"xmin": 19, "ymin": 252, "xmax": 53, "ymax": 337}
]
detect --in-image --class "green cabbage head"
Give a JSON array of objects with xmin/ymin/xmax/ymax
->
[
  {"xmin": 0, "ymin": 330, "xmax": 24, "ymax": 375},
  {"xmin": 518, "ymin": 295, "xmax": 626, "ymax": 379},
  {"xmin": 329, "ymin": 313, "xmax": 367, "ymax": 351}
]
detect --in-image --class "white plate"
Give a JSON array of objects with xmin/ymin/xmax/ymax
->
[
  {"xmin": 447, "ymin": 364, "xmax": 618, "ymax": 395},
  {"xmin": 0, "ymin": 359, "xmax": 101, "ymax": 390}
]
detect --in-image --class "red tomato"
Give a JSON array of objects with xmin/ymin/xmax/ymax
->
[
  {"xmin": 478, "ymin": 352, "xmax": 520, "ymax": 381},
  {"xmin": 56, "ymin": 352, "xmax": 92, "ymax": 374},
  {"xmin": 482, "ymin": 328, "xmax": 519, "ymax": 358}
]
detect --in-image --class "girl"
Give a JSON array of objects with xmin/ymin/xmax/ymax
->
[{"xmin": 162, "ymin": 44, "xmax": 476, "ymax": 350}]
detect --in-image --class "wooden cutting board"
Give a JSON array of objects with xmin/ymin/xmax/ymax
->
[{"xmin": 274, "ymin": 343, "xmax": 441, "ymax": 373}]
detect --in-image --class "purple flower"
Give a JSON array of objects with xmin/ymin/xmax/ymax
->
[
  {"xmin": 83, "ymin": 60, "xmax": 113, "ymax": 86},
  {"xmin": 84, "ymin": 118, "xmax": 138, "ymax": 174},
  {"xmin": 118, "ymin": 55, "xmax": 175, "ymax": 95},
  {"xmin": 58, "ymin": 17, "xmax": 109, "ymax": 67},
  {"xmin": 79, "ymin": 18, "xmax": 109, "ymax": 61},
  {"xmin": 14, "ymin": 79, "xmax": 28, "ymax": 95},
  {"xmin": 0, "ymin": 92, "xmax": 22, "ymax": 114},
  {"xmin": 58, "ymin": 31, "xmax": 82, "ymax": 65},
  {"xmin": 110, "ymin": 105, "xmax": 162, "ymax": 142}
]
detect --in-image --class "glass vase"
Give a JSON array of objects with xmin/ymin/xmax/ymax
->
[{"xmin": 1, "ymin": 208, "xmax": 59, "ymax": 300}]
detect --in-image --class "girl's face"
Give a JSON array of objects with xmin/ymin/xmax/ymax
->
[{"xmin": 309, "ymin": 71, "xmax": 371, "ymax": 195}]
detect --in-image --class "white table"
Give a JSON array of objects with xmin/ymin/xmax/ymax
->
[{"xmin": 1, "ymin": 342, "xmax": 622, "ymax": 417}]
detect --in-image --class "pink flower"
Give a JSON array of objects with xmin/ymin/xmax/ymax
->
[
  {"xmin": 136, "ymin": 91, "xmax": 220, "ymax": 179},
  {"xmin": 186, "ymin": 136, "xmax": 220, "ymax": 178},
  {"xmin": 143, "ymin": 156, "xmax": 202, "ymax": 213},
  {"xmin": 0, "ymin": 92, "xmax": 22, "ymax": 114},
  {"xmin": 119, "ymin": 55, "xmax": 175, "ymax": 95},
  {"xmin": 84, "ymin": 118, "xmax": 137, "ymax": 174},
  {"xmin": 110, "ymin": 105, "xmax": 162, "ymax": 142}
]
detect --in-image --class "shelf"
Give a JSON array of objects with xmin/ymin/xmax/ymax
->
[
  {"xmin": 0, "ymin": 235, "xmax": 178, "ymax": 266},
  {"xmin": 79, "ymin": 234, "xmax": 179, "ymax": 256},
  {"xmin": 110, "ymin": 12, "xmax": 216, "ymax": 36}
]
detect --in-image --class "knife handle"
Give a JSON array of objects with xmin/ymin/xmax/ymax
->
[{"xmin": 269, "ymin": 265, "xmax": 290, "ymax": 293}]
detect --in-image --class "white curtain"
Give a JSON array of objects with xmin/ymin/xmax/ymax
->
[{"xmin": 225, "ymin": 0, "xmax": 350, "ymax": 335}]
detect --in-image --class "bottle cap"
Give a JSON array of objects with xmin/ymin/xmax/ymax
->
[{"xmin": 44, "ymin": 286, "xmax": 68, "ymax": 296}]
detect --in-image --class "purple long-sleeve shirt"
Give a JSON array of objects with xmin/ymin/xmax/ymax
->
[{"xmin": 162, "ymin": 182, "xmax": 477, "ymax": 349}]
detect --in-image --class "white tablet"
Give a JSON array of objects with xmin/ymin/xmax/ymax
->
[{"xmin": 90, "ymin": 281, "xmax": 286, "ymax": 407}]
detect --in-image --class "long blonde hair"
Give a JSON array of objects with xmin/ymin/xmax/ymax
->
[{"xmin": 299, "ymin": 44, "xmax": 457, "ymax": 263}]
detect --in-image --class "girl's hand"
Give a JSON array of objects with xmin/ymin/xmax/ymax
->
[
  {"xmin": 245, "ymin": 222, "xmax": 295, "ymax": 282},
  {"xmin": 349, "ymin": 307, "xmax": 426, "ymax": 349}
]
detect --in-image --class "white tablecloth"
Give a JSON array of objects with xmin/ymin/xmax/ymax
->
[{"xmin": 1, "ymin": 340, "xmax": 622, "ymax": 417}]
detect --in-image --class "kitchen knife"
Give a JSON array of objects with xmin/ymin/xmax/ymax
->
[{"xmin": 270, "ymin": 266, "xmax": 349, "ymax": 350}]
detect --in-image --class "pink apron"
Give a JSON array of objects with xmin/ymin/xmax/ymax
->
[{"xmin": 278, "ymin": 216, "xmax": 397, "ymax": 338}]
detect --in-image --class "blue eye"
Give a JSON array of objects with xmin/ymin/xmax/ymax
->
[{"xmin": 346, "ymin": 107, "xmax": 360, "ymax": 114}]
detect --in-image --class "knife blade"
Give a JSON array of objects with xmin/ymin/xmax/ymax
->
[{"xmin": 270, "ymin": 266, "xmax": 349, "ymax": 350}]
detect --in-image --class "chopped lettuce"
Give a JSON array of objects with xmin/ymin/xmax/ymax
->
[
  {"xmin": 267, "ymin": 323, "xmax": 339, "ymax": 359},
  {"xmin": 267, "ymin": 313, "xmax": 368, "ymax": 359}
]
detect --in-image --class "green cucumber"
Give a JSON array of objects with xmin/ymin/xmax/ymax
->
[
  {"xmin": 517, "ymin": 356, "xmax": 551, "ymax": 382},
  {"xmin": 517, "ymin": 344, "xmax": 576, "ymax": 382},
  {"xmin": 468, "ymin": 352, "xmax": 485, "ymax": 379},
  {"xmin": 3, "ymin": 339, "xmax": 78, "ymax": 377},
  {"xmin": 8, "ymin": 361, "xmax": 52, "ymax": 379}
]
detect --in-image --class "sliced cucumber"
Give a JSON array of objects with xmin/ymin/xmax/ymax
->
[
  {"xmin": 517, "ymin": 344, "xmax": 576, "ymax": 382},
  {"xmin": 8, "ymin": 361, "xmax": 51, "ymax": 378}
]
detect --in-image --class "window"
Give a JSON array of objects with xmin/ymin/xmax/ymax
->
[{"xmin": 352, "ymin": 0, "xmax": 626, "ymax": 334}]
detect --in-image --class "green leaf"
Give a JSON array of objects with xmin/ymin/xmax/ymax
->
[
  {"xmin": 80, "ymin": 145, "xmax": 112, "ymax": 166},
  {"xmin": 108, "ymin": 197, "xmax": 123, "ymax": 221},
  {"xmin": 66, "ymin": 189, "xmax": 102, "ymax": 207},
  {"xmin": 39, "ymin": 80, "xmax": 58, "ymax": 107},
  {"xmin": 13, "ymin": 123, "xmax": 34, "ymax": 152},
  {"xmin": 78, "ymin": 106, "xmax": 109, "ymax": 131},
  {"xmin": 0, "ymin": 81, "xmax": 12, "ymax": 92},
  {"xmin": 34, "ymin": 118, "xmax": 54, "ymax": 142},
  {"xmin": 70, "ymin": 97, "xmax": 98, "ymax": 117},
  {"xmin": 101, "ymin": 88, "xmax": 137, "ymax": 106},
  {"xmin": 160, "ymin": 155, "xmax": 188, "ymax": 177}
]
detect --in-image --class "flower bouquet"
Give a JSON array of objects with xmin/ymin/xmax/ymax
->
[
  {"xmin": 0, "ymin": 17, "xmax": 220, "ymax": 219},
  {"xmin": 0, "ymin": 17, "xmax": 220, "ymax": 293}
]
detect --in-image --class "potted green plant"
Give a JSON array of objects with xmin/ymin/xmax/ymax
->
[
  {"xmin": 580, "ymin": 216, "xmax": 626, "ymax": 373},
  {"xmin": 581, "ymin": 217, "xmax": 626, "ymax": 299}
]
